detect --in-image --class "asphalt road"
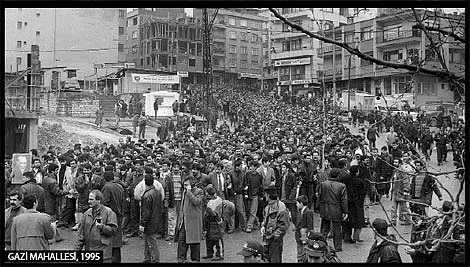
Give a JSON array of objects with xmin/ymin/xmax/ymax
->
[{"xmin": 49, "ymin": 121, "xmax": 463, "ymax": 263}]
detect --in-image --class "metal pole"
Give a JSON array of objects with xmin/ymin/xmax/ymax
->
[
  {"xmin": 347, "ymin": 55, "xmax": 351, "ymax": 111},
  {"xmin": 332, "ymin": 28, "xmax": 336, "ymax": 110}
]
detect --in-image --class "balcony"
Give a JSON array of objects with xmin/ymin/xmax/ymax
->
[
  {"xmin": 271, "ymin": 49, "xmax": 314, "ymax": 60},
  {"xmin": 317, "ymin": 45, "xmax": 342, "ymax": 57},
  {"xmin": 377, "ymin": 29, "xmax": 422, "ymax": 47},
  {"xmin": 5, "ymin": 72, "xmax": 42, "ymax": 117}
]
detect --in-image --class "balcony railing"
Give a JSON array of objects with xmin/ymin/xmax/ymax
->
[
  {"xmin": 377, "ymin": 29, "xmax": 421, "ymax": 43},
  {"xmin": 6, "ymin": 96, "xmax": 42, "ymax": 113}
]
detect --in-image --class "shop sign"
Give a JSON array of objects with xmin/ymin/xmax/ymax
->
[{"xmin": 274, "ymin": 57, "xmax": 311, "ymax": 67}]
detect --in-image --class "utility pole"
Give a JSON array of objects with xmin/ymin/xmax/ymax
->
[
  {"xmin": 347, "ymin": 55, "xmax": 351, "ymax": 111},
  {"xmin": 332, "ymin": 28, "xmax": 336, "ymax": 111},
  {"xmin": 201, "ymin": 8, "xmax": 219, "ymax": 125}
]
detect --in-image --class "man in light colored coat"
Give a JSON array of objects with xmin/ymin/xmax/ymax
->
[
  {"xmin": 175, "ymin": 177, "xmax": 204, "ymax": 263},
  {"xmin": 11, "ymin": 194, "xmax": 55, "ymax": 250}
]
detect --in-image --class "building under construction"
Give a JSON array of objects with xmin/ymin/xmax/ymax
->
[{"xmin": 4, "ymin": 45, "xmax": 43, "ymax": 156}]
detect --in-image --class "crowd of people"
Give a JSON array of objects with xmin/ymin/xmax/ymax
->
[{"xmin": 4, "ymin": 84, "xmax": 465, "ymax": 263}]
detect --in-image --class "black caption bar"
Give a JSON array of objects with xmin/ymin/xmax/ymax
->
[{"xmin": 5, "ymin": 251, "xmax": 103, "ymax": 263}]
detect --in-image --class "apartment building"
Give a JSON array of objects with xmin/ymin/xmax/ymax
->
[
  {"xmin": 206, "ymin": 8, "xmax": 267, "ymax": 87},
  {"xmin": 319, "ymin": 9, "xmax": 465, "ymax": 108},
  {"xmin": 126, "ymin": 8, "xmax": 204, "ymax": 84},
  {"xmin": 269, "ymin": 8, "xmax": 350, "ymax": 97},
  {"xmin": 5, "ymin": 8, "xmax": 127, "ymax": 89}
]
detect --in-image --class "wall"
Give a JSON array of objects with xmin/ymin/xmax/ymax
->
[{"xmin": 40, "ymin": 92, "xmax": 100, "ymax": 117}]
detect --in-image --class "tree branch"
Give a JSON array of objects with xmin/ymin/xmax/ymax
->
[{"xmin": 268, "ymin": 8, "xmax": 465, "ymax": 84}]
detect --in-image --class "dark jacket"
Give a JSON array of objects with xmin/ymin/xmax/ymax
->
[
  {"xmin": 366, "ymin": 235, "xmax": 402, "ymax": 263},
  {"xmin": 102, "ymin": 180, "xmax": 125, "ymax": 248},
  {"xmin": 140, "ymin": 185, "xmax": 163, "ymax": 235},
  {"xmin": 342, "ymin": 174, "xmax": 366, "ymax": 228},
  {"xmin": 245, "ymin": 170, "xmax": 264, "ymax": 198},
  {"xmin": 411, "ymin": 173, "xmax": 442, "ymax": 205},
  {"xmin": 20, "ymin": 181, "xmax": 45, "ymax": 213},
  {"xmin": 203, "ymin": 207, "xmax": 222, "ymax": 240},
  {"xmin": 295, "ymin": 207, "xmax": 315, "ymax": 242},
  {"xmin": 280, "ymin": 170, "xmax": 297, "ymax": 203},
  {"xmin": 75, "ymin": 173, "xmax": 91, "ymax": 212},
  {"xmin": 42, "ymin": 173, "xmax": 65, "ymax": 217},
  {"xmin": 262, "ymin": 200, "xmax": 289, "ymax": 241},
  {"xmin": 318, "ymin": 177, "xmax": 348, "ymax": 221},
  {"xmin": 229, "ymin": 170, "xmax": 245, "ymax": 195}
]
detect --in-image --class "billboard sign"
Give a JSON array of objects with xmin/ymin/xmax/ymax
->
[{"xmin": 131, "ymin": 74, "xmax": 180, "ymax": 84}]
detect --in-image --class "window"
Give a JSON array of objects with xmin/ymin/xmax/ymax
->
[
  {"xmin": 132, "ymin": 31, "xmax": 138, "ymax": 39},
  {"xmin": 344, "ymin": 32, "xmax": 354, "ymax": 43},
  {"xmin": 240, "ymin": 19, "xmax": 247, "ymax": 27},
  {"xmin": 229, "ymin": 31, "xmax": 236, "ymax": 40},
  {"xmin": 132, "ymin": 45, "xmax": 138, "ymax": 54},
  {"xmin": 241, "ymin": 32, "xmax": 247, "ymax": 41},
  {"xmin": 251, "ymin": 33, "xmax": 258, "ymax": 43},
  {"xmin": 16, "ymin": 57, "xmax": 22, "ymax": 65},
  {"xmin": 252, "ymin": 47, "xmax": 258, "ymax": 55},
  {"xmin": 17, "ymin": 41, "xmax": 22, "ymax": 48},
  {"xmin": 118, "ymin": 44, "xmax": 124, "ymax": 52},
  {"xmin": 383, "ymin": 25, "xmax": 402, "ymax": 41},
  {"xmin": 240, "ymin": 46, "xmax": 247, "ymax": 54},
  {"xmin": 425, "ymin": 49, "xmax": 437, "ymax": 61},
  {"xmin": 147, "ymin": 57, "xmax": 150, "ymax": 65},
  {"xmin": 119, "ymin": 10, "xmax": 125, "ymax": 18},
  {"xmin": 140, "ymin": 58, "xmax": 144, "ymax": 67},
  {"xmin": 282, "ymin": 41, "xmax": 290, "ymax": 51},
  {"xmin": 189, "ymin": 58, "xmax": 196, "ymax": 66},
  {"xmin": 36, "ymin": 31, "xmax": 40, "ymax": 36},
  {"xmin": 361, "ymin": 26, "xmax": 372, "ymax": 40},
  {"xmin": 119, "ymin": 27, "xmax": 124, "ymax": 35},
  {"xmin": 229, "ymin": 59, "xmax": 236, "ymax": 67},
  {"xmin": 229, "ymin": 17, "xmax": 236, "ymax": 25},
  {"xmin": 240, "ymin": 60, "xmax": 247, "ymax": 69},
  {"xmin": 383, "ymin": 50, "xmax": 402, "ymax": 62},
  {"xmin": 17, "ymin": 21, "xmax": 22, "ymax": 29},
  {"xmin": 292, "ymin": 66, "xmax": 305, "ymax": 80},
  {"xmin": 36, "ymin": 12, "xmax": 40, "ymax": 17},
  {"xmin": 291, "ymin": 39, "xmax": 302, "ymax": 50},
  {"xmin": 133, "ymin": 17, "xmax": 138, "ymax": 25},
  {"xmin": 252, "ymin": 61, "xmax": 259, "ymax": 69},
  {"xmin": 229, "ymin": 45, "xmax": 236, "ymax": 53},
  {"xmin": 67, "ymin": 70, "xmax": 77, "ymax": 79}
]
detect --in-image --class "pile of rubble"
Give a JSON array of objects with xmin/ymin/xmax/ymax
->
[{"xmin": 38, "ymin": 120, "xmax": 105, "ymax": 154}]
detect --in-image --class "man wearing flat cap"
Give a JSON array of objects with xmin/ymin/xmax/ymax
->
[{"xmin": 366, "ymin": 218, "xmax": 402, "ymax": 263}]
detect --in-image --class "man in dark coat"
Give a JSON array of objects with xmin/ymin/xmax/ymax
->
[
  {"xmin": 409, "ymin": 161, "xmax": 443, "ymax": 217},
  {"xmin": 102, "ymin": 171, "xmax": 126, "ymax": 263},
  {"xmin": 279, "ymin": 162, "xmax": 297, "ymax": 225},
  {"xmin": 366, "ymin": 218, "xmax": 402, "ymax": 263},
  {"xmin": 367, "ymin": 125, "xmax": 379, "ymax": 148},
  {"xmin": 20, "ymin": 172, "xmax": 45, "ymax": 213},
  {"xmin": 245, "ymin": 161, "xmax": 264, "ymax": 233},
  {"xmin": 434, "ymin": 129, "xmax": 448, "ymax": 166},
  {"xmin": 227, "ymin": 160, "xmax": 247, "ymax": 231},
  {"xmin": 140, "ymin": 174, "xmax": 163, "ymax": 263},
  {"xmin": 153, "ymin": 98, "xmax": 159, "ymax": 120},
  {"xmin": 342, "ymin": 166, "xmax": 366, "ymax": 243},
  {"xmin": 317, "ymin": 169, "xmax": 348, "ymax": 252},
  {"xmin": 42, "ymin": 164, "xmax": 66, "ymax": 243}
]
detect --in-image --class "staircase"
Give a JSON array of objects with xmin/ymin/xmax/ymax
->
[{"xmin": 98, "ymin": 95, "xmax": 118, "ymax": 118}]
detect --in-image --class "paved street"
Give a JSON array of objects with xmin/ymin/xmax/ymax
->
[{"xmin": 49, "ymin": 121, "xmax": 463, "ymax": 263}]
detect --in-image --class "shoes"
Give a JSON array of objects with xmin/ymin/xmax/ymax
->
[
  {"xmin": 122, "ymin": 238, "xmax": 129, "ymax": 245},
  {"xmin": 165, "ymin": 235, "xmax": 174, "ymax": 241},
  {"xmin": 72, "ymin": 224, "xmax": 79, "ymax": 231},
  {"xmin": 345, "ymin": 239, "xmax": 356, "ymax": 244},
  {"xmin": 353, "ymin": 239, "xmax": 364, "ymax": 242},
  {"xmin": 211, "ymin": 256, "xmax": 224, "ymax": 261},
  {"xmin": 335, "ymin": 248, "xmax": 343, "ymax": 252},
  {"xmin": 202, "ymin": 255, "xmax": 213, "ymax": 259},
  {"xmin": 55, "ymin": 237, "xmax": 65, "ymax": 243},
  {"xmin": 245, "ymin": 228, "xmax": 252, "ymax": 233}
]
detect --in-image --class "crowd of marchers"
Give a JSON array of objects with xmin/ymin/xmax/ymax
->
[{"xmin": 4, "ymin": 84, "xmax": 465, "ymax": 263}]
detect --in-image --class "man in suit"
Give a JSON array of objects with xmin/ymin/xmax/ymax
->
[
  {"xmin": 209, "ymin": 162, "xmax": 229, "ymax": 200},
  {"xmin": 295, "ymin": 195, "xmax": 315, "ymax": 262}
]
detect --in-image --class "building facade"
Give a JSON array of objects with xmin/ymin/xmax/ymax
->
[
  {"xmin": 319, "ymin": 9, "xmax": 465, "ymax": 108},
  {"xmin": 5, "ymin": 8, "xmax": 127, "ymax": 90},
  {"xmin": 269, "ymin": 8, "xmax": 350, "ymax": 97},
  {"xmin": 126, "ymin": 8, "xmax": 203, "ymax": 84},
  {"xmin": 206, "ymin": 8, "xmax": 267, "ymax": 88}
]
